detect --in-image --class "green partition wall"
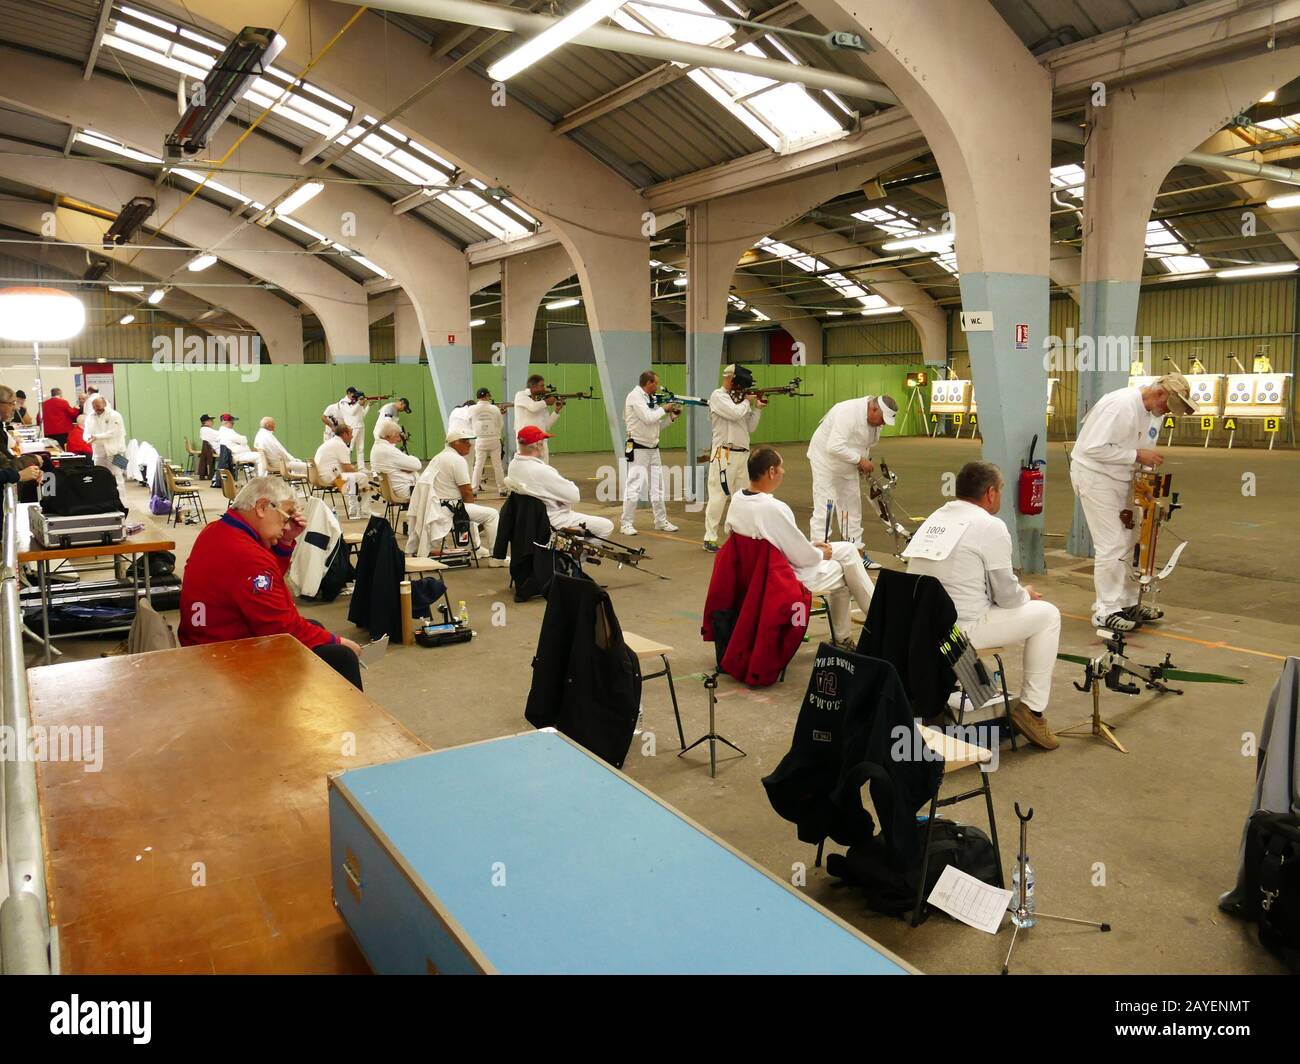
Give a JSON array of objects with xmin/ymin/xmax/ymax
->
[{"xmin": 114, "ymin": 362, "xmax": 926, "ymax": 465}]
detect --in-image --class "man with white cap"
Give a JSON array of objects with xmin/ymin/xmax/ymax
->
[
  {"xmin": 507, "ymin": 425, "xmax": 614, "ymax": 538},
  {"xmin": 806, "ymin": 393, "xmax": 898, "ymax": 556},
  {"xmin": 469, "ymin": 388, "xmax": 506, "ymax": 495},
  {"xmin": 1071, "ymin": 371, "xmax": 1194, "ymax": 631},
  {"xmin": 703, "ymin": 364, "xmax": 765, "ymax": 553},
  {"xmin": 424, "ymin": 427, "xmax": 501, "ymax": 561}
]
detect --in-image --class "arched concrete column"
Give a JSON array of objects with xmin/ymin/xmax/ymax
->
[
  {"xmin": 728, "ymin": 274, "xmax": 823, "ymax": 362},
  {"xmin": 155, "ymin": 1, "xmax": 649, "ymax": 423},
  {"xmin": 798, "ymin": 0, "xmax": 1052, "ymax": 569},
  {"xmin": 0, "ymin": 49, "xmax": 479, "ymax": 402},
  {"xmin": 0, "ymin": 142, "xmax": 363, "ymax": 358},
  {"xmin": 470, "ymin": 263, "xmax": 501, "ymax": 295},
  {"xmin": 776, "ymin": 222, "xmax": 948, "ymax": 365},
  {"xmin": 1066, "ymin": 45, "xmax": 1300, "ymax": 557},
  {"xmin": 500, "ymin": 243, "xmax": 573, "ymax": 455},
  {"xmin": 0, "ymin": 202, "xmax": 305, "ymax": 361}
]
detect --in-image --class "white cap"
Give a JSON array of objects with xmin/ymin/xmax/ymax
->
[
  {"xmin": 722, "ymin": 363, "xmax": 737, "ymax": 377},
  {"xmin": 874, "ymin": 395, "xmax": 898, "ymax": 425},
  {"xmin": 445, "ymin": 430, "xmax": 476, "ymax": 443}
]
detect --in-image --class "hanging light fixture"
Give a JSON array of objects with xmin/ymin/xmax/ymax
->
[{"xmin": 0, "ymin": 287, "xmax": 86, "ymax": 412}]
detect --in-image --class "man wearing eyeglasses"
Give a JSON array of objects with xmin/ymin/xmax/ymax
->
[{"xmin": 179, "ymin": 476, "xmax": 364, "ymax": 688}]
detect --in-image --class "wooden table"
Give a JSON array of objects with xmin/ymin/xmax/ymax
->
[
  {"xmin": 19, "ymin": 537, "xmax": 175, "ymax": 664},
  {"xmin": 29, "ymin": 634, "xmax": 429, "ymax": 974}
]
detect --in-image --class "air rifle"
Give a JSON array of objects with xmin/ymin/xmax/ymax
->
[{"xmin": 549, "ymin": 527, "xmax": 669, "ymax": 580}]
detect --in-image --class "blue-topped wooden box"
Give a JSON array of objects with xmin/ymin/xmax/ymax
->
[{"xmin": 328, "ymin": 729, "xmax": 915, "ymax": 975}]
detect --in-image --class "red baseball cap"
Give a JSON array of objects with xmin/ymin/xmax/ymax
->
[
  {"xmin": 517, "ymin": 425, "xmax": 553, "ymax": 445},
  {"xmin": 220, "ymin": 413, "xmax": 238, "ymax": 421}
]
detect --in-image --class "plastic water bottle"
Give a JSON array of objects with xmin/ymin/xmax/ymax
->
[
  {"xmin": 1010, "ymin": 856, "xmax": 1036, "ymax": 927},
  {"xmin": 457, "ymin": 600, "xmax": 469, "ymax": 627}
]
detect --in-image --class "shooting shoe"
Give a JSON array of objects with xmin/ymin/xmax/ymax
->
[
  {"xmin": 1010, "ymin": 702, "xmax": 1059, "ymax": 750},
  {"xmin": 703, "ymin": 540, "xmax": 720, "ymax": 553},
  {"xmin": 1095, "ymin": 611, "xmax": 1139, "ymax": 632},
  {"xmin": 655, "ymin": 521, "xmax": 680, "ymax": 532},
  {"xmin": 1124, "ymin": 603, "xmax": 1165, "ymax": 622},
  {"xmin": 620, "ymin": 523, "xmax": 638, "ymax": 536}
]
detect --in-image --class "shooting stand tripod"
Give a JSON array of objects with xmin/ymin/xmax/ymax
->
[
  {"xmin": 1002, "ymin": 804, "xmax": 1110, "ymax": 974},
  {"xmin": 679, "ymin": 671, "xmax": 745, "ymax": 779}
]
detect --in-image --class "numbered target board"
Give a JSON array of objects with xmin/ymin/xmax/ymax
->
[{"xmin": 929, "ymin": 379, "xmax": 972, "ymax": 415}]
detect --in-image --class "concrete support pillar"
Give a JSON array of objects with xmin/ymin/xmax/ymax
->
[
  {"xmin": 798, "ymin": 0, "xmax": 1052, "ymax": 569},
  {"xmin": 1065, "ymin": 46, "xmax": 1300, "ymax": 556},
  {"xmin": 500, "ymin": 243, "xmax": 574, "ymax": 454},
  {"xmin": 394, "ymin": 296, "xmax": 423, "ymax": 365}
]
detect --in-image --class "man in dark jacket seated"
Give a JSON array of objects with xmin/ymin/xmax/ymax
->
[
  {"xmin": 726, "ymin": 446, "xmax": 873, "ymax": 647},
  {"xmin": 179, "ymin": 476, "xmax": 363, "ymax": 688}
]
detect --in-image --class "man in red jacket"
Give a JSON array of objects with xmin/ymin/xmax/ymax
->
[
  {"xmin": 41, "ymin": 387, "xmax": 79, "ymax": 448},
  {"xmin": 179, "ymin": 475, "xmax": 364, "ymax": 687}
]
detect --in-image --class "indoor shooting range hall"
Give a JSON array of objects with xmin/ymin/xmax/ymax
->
[{"xmin": 0, "ymin": 0, "xmax": 1299, "ymax": 999}]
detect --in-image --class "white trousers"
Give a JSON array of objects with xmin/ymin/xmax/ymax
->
[
  {"xmin": 810, "ymin": 463, "xmax": 863, "ymax": 547},
  {"xmin": 472, "ymin": 444, "xmax": 505, "ymax": 494},
  {"xmin": 802, "ymin": 542, "xmax": 875, "ymax": 638},
  {"xmin": 94, "ymin": 452, "xmax": 125, "ymax": 492},
  {"xmin": 964, "ymin": 600, "xmax": 1061, "ymax": 714},
  {"xmin": 554, "ymin": 512, "xmax": 615, "ymax": 539},
  {"xmin": 704, "ymin": 446, "xmax": 749, "ymax": 541},
  {"xmin": 621, "ymin": 447, "xmax": 667, "ymax": 526},
  {"xmin": 1071, "ymin": 465, "xmax": 1137, "ymax": 619}
]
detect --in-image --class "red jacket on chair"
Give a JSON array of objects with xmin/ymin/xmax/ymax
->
[{"xmin": 701, "ymin": 535, "xmax": 810, "ymax": 688}]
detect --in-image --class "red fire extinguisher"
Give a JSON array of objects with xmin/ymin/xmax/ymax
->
[{"xmin": 1019, "ymin": 434, "xmax": 1045, "ymax": 515}]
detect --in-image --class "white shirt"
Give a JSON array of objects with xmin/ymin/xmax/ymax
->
[
  {"xmin": 255, "ymin": 427, "xmax": 298, "ymax": 467},
  {"xmin": 84, "ymin": 408, "xmax": 126, "ymax": 456},
  {"xmin": 708, "ymin": 388, "xmax": 762, "ymax": 449},
  {"xmin": 374, "ymin": 403, "xmax": 404, "ymax": 440},
  {"xmin": 725, "ymin": 489, "xmax": 829, "ymax": 588},
  {"xmin": 426, "ymin": 447, "xmax": 471, "ymax": 501},
  {"xmin": 1072, "ymin": 386, "xmax": 1160, "ymax": 483},
  {"xmin": 807, "ymin": 397, "xmax": 880, "ymax": 470},
  {"xmin": 624, "ymin": 385, "xmax": 670, "ymax": 447},
  {"xmin": 470, "ymin": 401, "xmax": 503, "ymax": 445},
  {"xmin": 199, "ymin": 425, "xmax": 220, "ymax": 448},
  {"xmin": 906, "ymin": 500, "xmax": 1029, "ymax": 626},
  {"xmin": 513, "ymin": 389, "xmax": 559, "ymax": 434},
  {"xmin": 314, "ymin": 436, "xmax": 354, "ymax": 481},
  {"xmin": 447, "ymin": 406, "xmax": 475, "ymax": 438},
  {"xmin": 507, "ymin": 454, "xmax": 581, "ymax": 524},
  {"xmin": 323, "ymin": 397, "xmax": 366, "ymax": 439},
  {"xmin": 371, "ymin": 438, "xmax": 422, "ymax": 497},
  {"xmin": 217, "ymin": 425, "xmax": 251, "ymax": 453}
]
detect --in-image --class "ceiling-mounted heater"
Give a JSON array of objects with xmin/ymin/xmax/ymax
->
[{"xmin": 165, "ymin": 27, "xmax": 286, "ymax": 159}]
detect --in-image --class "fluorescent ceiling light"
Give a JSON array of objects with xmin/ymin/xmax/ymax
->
[
  {"xmin": 119, "ymin": 313, "xmax": 135, "ymax": 325},
  {"xmin": 723, "ymin": 324, "xmax": 741, "ymax": 332},
  {"xmin": 1216, "ymin": 262, "xmax": 1298, "ymax": 278},
  {"xmin": 148, "ymin": 288, "xmax": 166, "ymax": 305},
  {"xmin": 108, "ymin": 284, "xmax": 144, "ymax": 293},
  {"xmin": 272, "ymin": 180, "xmax": 325, "ymax": 217},
  {"xmin": 469, "ymin": 319, "xmax": 486, "ymax": 327},
  {"xmin": 187, "ymin": 254, "xmax": 217, "ymax": 272},
  {"xmin": 1265, "ymin": 192, "xmax": 1300, "ymax": 210},
  {"xmin": 488, "ymin": 0, "xmax": 628, "ymax": 82},
  {"xmin": 860, "ymin": 305, "xmax": 902, "ymax": 316},
  {"xmin": 881, "ymin": 233, "xmax": 953, "ymax": 254},
  {"xmin": 545, "ymin": 298, "xmax": 580, "ymax": 310},
  {"xmin": 1261, "ymin": 90, "xmax": 1277, "ymax": 103},
  {"xmin": 826, "ymin": 310, "xmax": 844, "ymax": 316},
  {"xmin": 673, "ymin": 277, "xmax": 688, "ymax": 287}
]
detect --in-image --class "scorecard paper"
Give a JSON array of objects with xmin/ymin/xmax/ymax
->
[
  {"xmin": 926, "ymin": 865, "xmax": 1013, "ymax": 934},
  {"xmin": 901, "ymin": 518, "xmax": 969, "ymax": 562}
]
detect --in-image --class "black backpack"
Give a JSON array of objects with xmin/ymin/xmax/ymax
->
[
  {"xmin": 826, "ymin": 818, "xmax": 999, "ymax": 923},
  {"xmin": 40, "ymin": 466, "xmax": 125, "ymax": 516},
  {"xmin": 1239, "ymin": 811, "xmax": 1300, "ymax": 972}
]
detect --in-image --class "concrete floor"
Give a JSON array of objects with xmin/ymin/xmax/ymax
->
[{"xmin": 35, "ymin": 437, "xmax": 1295, "ymax": 975}]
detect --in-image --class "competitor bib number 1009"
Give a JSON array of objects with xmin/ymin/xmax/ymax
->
[{"xmin": 901, "ymin": 518, "xmax": 970, "ymax": 561}]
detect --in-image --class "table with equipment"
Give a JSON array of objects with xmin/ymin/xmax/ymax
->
[
  {"xmin": 329, "ymin": 729, "xmax": 916, "ymax": 974},
  {"xmin": 29, "ymin": 634, "xmax": 429, "ymax": 973},
  {"xmin": 19, "ymin": 536, "xmax": 176, "ymax": 664}
]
